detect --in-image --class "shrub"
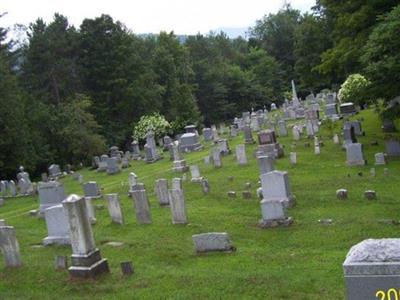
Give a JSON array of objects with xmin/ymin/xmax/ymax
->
[
  {"xmin": 133, "ymin": 113, "xmax": 171, "ymax": 141},
  {"xmin": 338, "ymin": 74, "xmax": 370, "ymax": 106}
]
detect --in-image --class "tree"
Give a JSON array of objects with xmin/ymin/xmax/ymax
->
[
  {"xmin": 133, "ymin": 113, "xmax": 171, "ymax": 141},
  {"xmin": 361, "ymin": 4, "xmax": 400, "ymax": 104},
  {"xmin": 338, "ymin": 74, "xmax": 370, "ymax": 106}
]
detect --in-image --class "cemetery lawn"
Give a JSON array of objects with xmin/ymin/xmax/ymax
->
[{"xmin": 1, "ymin": 108, "xmax": 399, "ymax": 300}]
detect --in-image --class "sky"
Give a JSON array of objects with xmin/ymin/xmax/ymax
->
[{"xmin": 1, "ymin": 0, "xmax": 315, "ymax": 36}]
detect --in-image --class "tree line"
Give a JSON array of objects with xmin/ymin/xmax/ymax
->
[{"xmin": 0, "ymin": 1, "xmax": 399, "ymax": 178}]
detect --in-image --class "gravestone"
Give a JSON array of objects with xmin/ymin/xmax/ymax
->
[
  {"xmin": 179, "ymin": 133, "xmax": 203, "ymax": 152},
  {"xmin": 343, "ymin": 239, "xmax": 400, "ymax": 300},
  {"xmin": 48, "ymin": 164, "xmax": 62, "ymax": 179},
  {"xmin": 278, "ymin": 120, "xmax": 288, "ymax": 137},
  {"xmin": 218, "ymin": 139, "xmax": 231, "ymax": 155},
  {"xmin": 346, "ymin": 120, "xmax": 364, "ymax": 136},
  {"xmin": 201, "ymin": 179, "xmax": 210, "ymax": 194},
  {"xmin": 333, "ymin": 134, "xmax": 340, "ymax": 144},
  {"xmin": 290, "ymin": 152, "xmax": 297, "ymax": 165},
  {"xmin": 0, "ymin": 226, "xmax": 22, "ymax": 267},
  {"xmin": 163, "ymin": 136, "xmax": 173, "ymax": 151},
  {"xmin": 106, "ymin": 194, "xmax": 124, "ymax": 225},
  {"xmin": 346, "ymin": 143, "xmax": 366, "ymax": 166},
  {"xmin": 128, "ymin": 172, "xmax": 138, "ymax": 195},
  {"xmin": 8, "ymin": 181, "xmax": 16, "ymax": 197},
  {"xmin": 169, "ymin": 189, "xmax": 187, "ymax": 224},
  {"xmin": 257, "ymin": 155, "xmax": 275, "ymax": 175},
  {"xmin": 144, "ymin": 130, "xmax": 161, "ymax": 163},
  {"xmin": 260, "ymin": 170, "xmax": 295, "ymax": 207},
  {"xmin": 306, "ymin": 120, "xmax": 315, "ymax": 137},
  {"xmin": 43, "ymin": 204, "xmax": 70, "ymax": 245},
  {"xmin": 192, "ymin": 233, "xmax": 234, "ymax": 253},
  {"xmin": 38, "ymin": 182, "xmax": 66, "ymax": 214},
  {"xmin": 325, "ymin": 103, "xmax": 338, "ymax": 118},
  {"xmin": 172, "ymin": 178, "xmax": 182, "ymax": 190},
  {"xmin": 172, "ymin": 141, "xmax": 189, "ymax": 172},
  {"xmin": 97, "ymin": 155, "xmax": 108, "ymax": 172},
  {"xmin": 131, "ymin": 187, "xmax": 152, "ymax": 224},
  {"xmin": 385, "ymin": 140, "xmax": 400, "ymax": 157},
  {"xmin": 131, "ymin": 140, "xmax": 141, "ymax": 159},
  {"xmin": 235, "ymin": 144, "xmax": 248, "ymax": 166},
  {"xmin": 259, "ymin": 199, "xmax": 293, "ymax": 228},
  {"xmin": 340, "ymin": 102, "xmax": 356, "ymax": 115},
  {"xmin": 155, "ymin": 179, "xmax": 169, "ymax": 206},
  {"xmin": 230, "ymin": 125, "xmax": 238, "ymax": 137},
  {"xmin": 212, "ymin": 147, "xmax": 222, "ymax": 168},
  {"xmin": 190, "ymin": 165, "xmax": 202, "ymax": 182},
  {"xmin": 106, "ymin": 157, "xmax": 120, "ymax": 175},
  {"xmin": 121, "ymin": 261, "xmax": 134, "ymax": 276},
  {"xmin": 382, "ymin": 119, "xmax": 396, "ymax": 132},
  {"xmin": 84, "ymin": 197, "xmax": 96, "ymax": 224},
  {"xmin": 83, "ymin": 181, "xmax": 101, "ymax": 198},
  {"xmin": 16, "ymin": 166, "xmax": 33, "ymax": 194},
  {"xmin": 243, "ymin": 125, "xmax": 255, "ymax": 144},
  {"xmin": 343, "ymin": 124, "xmax": 357, "ymax": 146},
  {"xmin": 375, "ymin": 153, "xmax": 386, "ymax": 165},
  {"xmin": 62, "ymin": 194, "xmax": 109, "ymax": 278},
  {"xmin": 258, "ymin": 130, "xmax": 276, "ymax": 145},
  {"xmin": 292, "ymin": 126, "xmax": 301, "ymax": 141},
  {"xmin": 202, "ymin": 128, "xmax": 213, "ymax": 141}
]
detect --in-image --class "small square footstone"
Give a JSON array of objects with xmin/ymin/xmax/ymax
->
[
  {"xmin": 120, "ymin": 261, "xmax": 134, "ymax": 276},
  {"xmin": 336, "ymin": 189, "xmax": 348, "ymax": 200},
  {"xmin": 192, "ymin": 232, "xmax": 235, "ymax": 253},
  {"xmin": 245, "ymin": 182, "xmax": 251, "ymax": 189},
  {"xmin": 318, "ymin": 219, "xmax": 333, "ymax": 225},
  {"xmin": 364, "ymin": 190, "xmax": 377, "ymax": 200},
  {"xmin": 227, "ymin": 191, "xmax": 236, "ymax": 198},
  {"xmin": 343, "ymin": 239, "xmax": 400, "ymax": 300},
  {"xmin": 55, "ymin": 255, "xmax": 68, "ymax": 270}
]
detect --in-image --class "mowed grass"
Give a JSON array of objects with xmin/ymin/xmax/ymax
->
[{"xmin": 0, "ymin": 108, "xmax": 399, "ymax": 299}]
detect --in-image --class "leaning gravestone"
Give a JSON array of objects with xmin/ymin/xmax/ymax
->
[
  {"xmin": 155, "ymin": 179, "xmax": 169, "ymax": 206},
  {"xmin": 38, "ymin": 182, "xmax": 66, "ymax": 214},
  {"xmin": 192, "ymin": 233, "xmax": 234, "ymax": 253},
  {"xmin": 106, "ymin": 194, "xmax": 124, "ymax": 225},
  {"xmin": 43, "ymin": 204, "xmax": 70, "ymax": 245},
  {"xmin": 0, "ymin": 226, "xmax": 22, "ymax": 267},
  {"xmin": 260, "ymin": 170, "xmax": 295, "ymax": 207},
  {"xmin": 62, "ymin": 194, "xmax": 109, "ymax": 278},
  {"xmin": 343, "ymin": 239, "xmax": 400, "ymax": 300},
  {"xmin": 259, "ymin": 199, "xmax": 292, "ymax": 228}
]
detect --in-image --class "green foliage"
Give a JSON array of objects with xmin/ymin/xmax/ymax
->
[
  {"xmin": 338, "ymin": 74, "xmax": 370, "ymax": 106},
  {"xmin": 362, "ymin": 4, "xmax": 400, "ymax": 104},
  {"xmin": 133, "ymin": 113, "xmax": 171, "ymax": 141}
]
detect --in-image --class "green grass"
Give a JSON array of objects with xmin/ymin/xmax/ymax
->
[{"xmin": 0, "ymin": 108, "xmax": 399, "ymax": 299}]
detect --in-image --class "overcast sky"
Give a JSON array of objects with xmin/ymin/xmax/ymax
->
[{"xmin": 1, "ymin": 0, "xmax": 315, "ymax": 35}]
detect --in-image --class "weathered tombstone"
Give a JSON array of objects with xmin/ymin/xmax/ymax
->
[
  {"xmin": 346, "ymin": 143, "xmax": 366, "ymax": 166},
  {"xmin": 172, "ymin": 178, "xmax": 182, "ymax": 190},
  {"xmin": 43, "ymin": 204, "xmax": 70, "ymax": 245},
  {"xmin": 290, "ymin": 152, "xmax": 297, "ymax": 165},
  {"xmin": 106, "ymin": 157, "xmax": 120, "ymax": 175},
  {"xmin": 243, "ymin": 125, "xmax": 255, "ymax": 144},
  {"xmin": 230, "ymin": 125, "xmax": 238, "ymax": 137},
  {"xmin": 55, "ymin": 255, "xmax": 68, "ymax": 270},
  {"xmin": 179, "ymin": 132, "xmax": 203, "ymax": 152},
  {"xmin": 78, "ymin": 174, "xmax": 84, "ymax": 184},
  {"xmin": 212, "ymin": 147, "xmax": 222, "ymax": 168},
  {"xmin": 382, "ymin": 119, "xmax": 396, "ymax": 132},
  {"xmin": 306, "ymin": 120, "xmax": 315, "ymax": 137},
  {"xmin": 172, "ymin": 141, "xmax": 188, "ymax": 172},
  {"xmin": 41, "ymin": 173, "xmax": 48, "ymax": 182},
  {"xmin": 340, "ymin": 102, "xmax": 356, "ymax": 115},
  {"xmin": 168, "ymin": 189, "xmax": 187, "ymax": 224},
  {"xmin": 217, "ymin": 139, "xmax": 231, "ymax": 155},
  {"xmin": 257, "ymin": 155, "xmax": 275, "ymax": 175},
  {"xmin": 325, "ymin": 103, "xmax": 338, "ymax": 118},
  {"xmin": 203, "ymin": 156, "xmax": 210, "ymax": 165},
  {"xmin": 336, "ymin": 189, "xmax": 348, "ymax": 200},
  {"xmin": 84, "ymin": 197, "xmax": 96, "ymax": 224},
  {"xmin": 0, "ymin": 226, "xmax": 22, "ymax": 267},
  {"xmin": 131, "ymin": 140, "xmax": 141, "ymax": 159},
  {"xmin": 201, "ymin": 179, "xmax": 210, "ymax": 194},
  {"xmin": 235, "ymin": 144, "xmax": 248, "ymax": 166},
  {"xmin": 121, "ymin": 156, "xmax": 131, "ymax": 169},
  {"xmin": 97, "ymin": 155, "xmax": 109, "ymax": 172},
  {"xmin": 83, "ymin": 181, "xmax": 101, "ymax": 198},
  {"xmin": 292, "ymin": 126, "xmax": 301, "ymax": 141},
  {"xmin": 106, "ymin": 194, "xmax": 124, "ymax": 225},
  {"xmin": 192, "ymin": 233, "xmax": 234, "ymax": 253},
  {"xmin": 259, "ymin": 199, "xmax": 292, "ymax": 228},
  {"xmin": 128, "ymin": 172, "xmax": 138, "ymax": 195},
  {"xmin": 155, "ymin": 179, "xmax": 169, "ymax": 206},
  {"xmin": 314, "ymin": 145, "xmax": 321, "ymax": 155},
  {"xmin": 48, "ymin": 164, "xmax": 62, "ymax": 179},
  {"xmin": 374, "ymin": 153, "xmax": 386, "ymax": 165},
  {"xmin": 385, "ymin": 140, "xmax": 400, "ymax": 157},
  {"xmin": 190, "ymin": 165, "xmax": 202, "ymax": 183},
  {"xmin": 62, "ymin": 194, "xmax": 109, "ymax": 278},
  {"xmin": 144, "ymin": 130, "xmax": 161, "ymax": 163},
  {"xmin": 203, "ymin": 128, "xmax": 213, "ymax": 141},
  {"xmin": 131, "ymin": 187, "xmax": 152, "ymax": 224},
  {"xmin": 0, "ymin": 181, "xmax": 7, "ymax": 197},
  {"xmin": 260, "ymin": 170, "xmax": 295, "ymax": 207},
  {"xmin": 38, "ymin": 182, "xmax": 66, "ymax": 214},
  {"xmin": 333, "ymin": 134, "xmax": 340, "ymax": 144},
  {"xmin": 343, "ymin": 239, "xmax": 400, "ymax": 300},
  {"xmin": 278, "ymin": 120, "xmax": 288, "ymax": 137},
  {"xmin": 346, "ymin": 120, "xmax": 364, "ymax": 136},
  {"xmin": 343, "ymin": 123, "xmax": 357, "ymax": 146}
]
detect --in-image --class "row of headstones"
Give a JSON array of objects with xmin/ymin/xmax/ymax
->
[{"xmin": 0, "ymin": 167, "xmax": 35, "ymax": 198}]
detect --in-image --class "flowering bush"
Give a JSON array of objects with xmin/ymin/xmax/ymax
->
[
  {"xmin": 133, "ymin": 113, "xmax": 171, "ymax": 141},
  {"xmin": 338, "ymin": 74, "xmax": 370, "ymax": 105}
]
